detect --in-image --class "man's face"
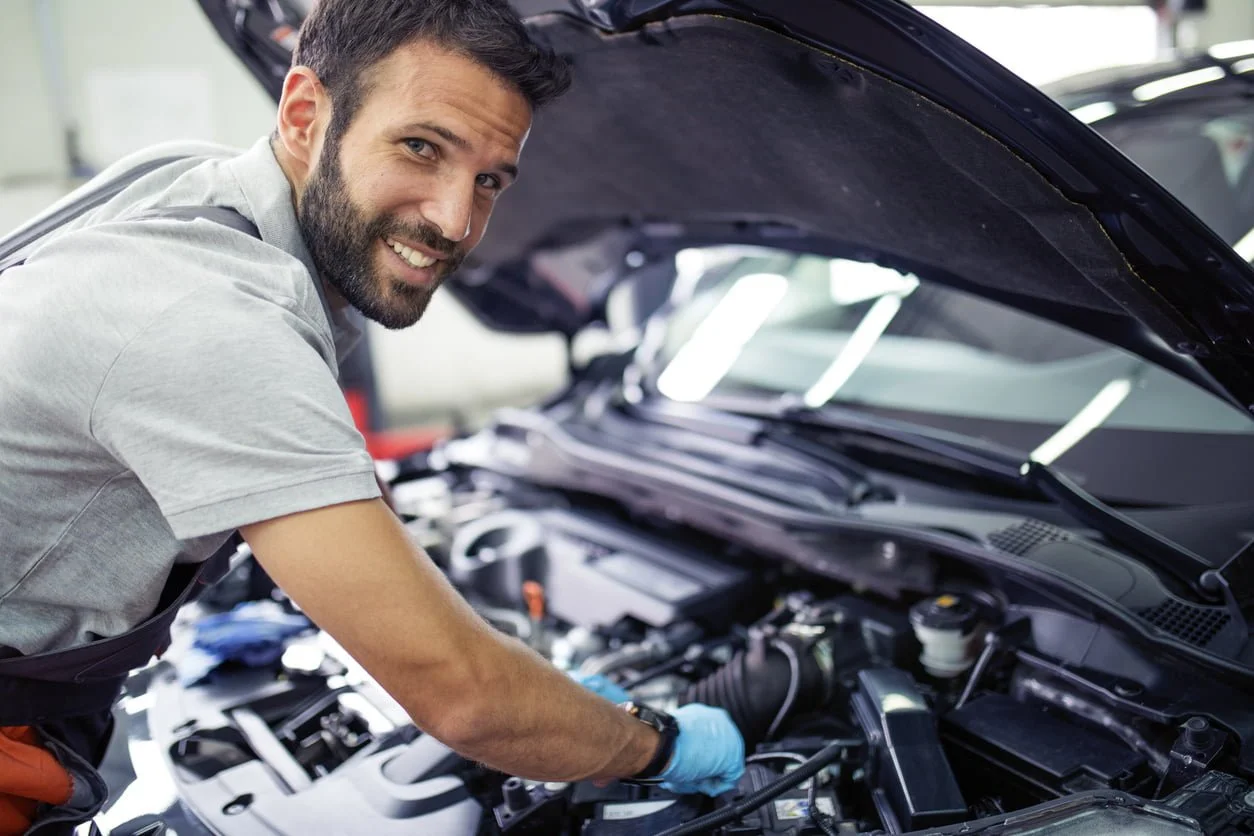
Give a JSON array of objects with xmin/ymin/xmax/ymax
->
[{"xmin": 298, "ymin": 41, "xmax": 532, "ymax": 329}]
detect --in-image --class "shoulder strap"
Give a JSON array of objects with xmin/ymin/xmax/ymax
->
[
  {"xmin": 126, "ymin": 205, "xmax": 260, "ymax": 239},
  {"xmin": 0, "ymin": 155, "xmax": 189, "ymax": 268},
  {"xmin": 0, "ymin": 156, "xmax": 261, "ymax": 274}
]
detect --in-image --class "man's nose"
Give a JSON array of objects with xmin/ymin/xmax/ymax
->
[{"xmin": 421, "ymin": 176, "xmax": 474, "ymax": 244}]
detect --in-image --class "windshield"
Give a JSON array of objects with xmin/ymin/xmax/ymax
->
[
  {"xmin": 643, "ymin": 247, "xmax": 1254, "ymax": 507},
  {"xmin": 1092, "ymin": 106, "xmax": 1254, "ymax": 249}
]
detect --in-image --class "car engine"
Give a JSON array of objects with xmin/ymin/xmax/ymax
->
[{"xmin": 128, "ymin": 462, "xmax": 1254, "ymax": 836}]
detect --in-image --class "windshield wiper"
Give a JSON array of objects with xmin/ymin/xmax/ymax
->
[{"xmin": 751, "ymin": 401, "xmax": 1219, "ymax": 599}]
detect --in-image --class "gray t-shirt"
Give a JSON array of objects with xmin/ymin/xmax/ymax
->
[{"xmin": 0, "ymin": 138, "xmax": 381, "ymax": 655}]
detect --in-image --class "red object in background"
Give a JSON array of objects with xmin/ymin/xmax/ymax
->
[{"xmin": 343, "ymin": 389, "xmax": 450, "ymax": 460}]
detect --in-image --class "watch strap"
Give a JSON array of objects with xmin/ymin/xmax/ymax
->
[{"xmin": 620, "ymin": 702, "xmax": 679, "ymax": 783}]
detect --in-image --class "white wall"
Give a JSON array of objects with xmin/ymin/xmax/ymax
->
[
  {"xmin": 0, "ymin": 2, "xmax": 62, "ymax": 181},
  {"xmin": 1179, "ymin": 0, "xmax": 1254, "ymax": 50},
  {"xmin": 1, "ymin": 0, "xmax": 274, "ymax": 180},
  {"xmin": 921, "ymin": 5, "xmax": 1159, "ymax": 86},
  {"xmin": 0, "ymin": 0, "xmax": 565, "ymax": 429}
]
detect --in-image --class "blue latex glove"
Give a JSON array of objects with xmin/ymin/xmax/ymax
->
[
  {"xmin": 571, "ymin": 672, "xmax": 631, "ymax": 703},
  {"xmin": 657, "ymin": 704, "xmax": 745, "ymax": 797}
]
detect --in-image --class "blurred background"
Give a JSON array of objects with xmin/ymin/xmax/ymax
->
[{"xmin": 1, "ymin": 0, "xmax": 1249, "ymax": 449}]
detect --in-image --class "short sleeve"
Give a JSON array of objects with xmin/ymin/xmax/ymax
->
[{"xmin": 91, "ymin": 286, "xmax": 380, "ymax": 540}]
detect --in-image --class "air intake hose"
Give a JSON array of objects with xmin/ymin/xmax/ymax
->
[{"xmin": 681, "ymin": 629, "xmax": 833, "ymax": 749}]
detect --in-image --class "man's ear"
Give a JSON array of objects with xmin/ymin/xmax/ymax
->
[{"xmin": 274, "ymin": 66, "xmax": 328, "ymax": 179}]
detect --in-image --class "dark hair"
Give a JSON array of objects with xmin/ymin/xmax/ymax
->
[{"xmin": 292, "ymin": 0, "xmax": 570, "ymax": 132}]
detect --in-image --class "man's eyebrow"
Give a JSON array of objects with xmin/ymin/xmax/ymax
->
[
  {"xmin": 412, "ymin": 121, "xmax": 471, "ymax": 151},
  {"xmin": 408, "ymin": 121, "xmax": 518, "ymax": 180}
]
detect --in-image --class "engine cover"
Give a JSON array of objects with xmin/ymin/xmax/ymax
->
[{"xmin": 449, "ymin": 509, "xmax": 752, "ymax": 630}]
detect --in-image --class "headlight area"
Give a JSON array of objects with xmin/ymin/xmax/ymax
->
[{"xmin": 124, "ymin": 477, "xmax": 1254, "ymax": 835}]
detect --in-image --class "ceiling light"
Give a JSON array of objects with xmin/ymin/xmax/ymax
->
[
  {"xmin": 1209, "ymin": 40, "xmax": 1254, "ymax": 60},
  {"xmin": 829, "ymin": 259, "xmax": 919, "ymax": 306},
  {"xmin": 1030, "ymin": 377, "xmax": 1134, "ymax": 465},
  {"xmin": 657, "ymin": 272, "xmax": 789, "ymax": 402},
  {"xmin": 1233, "ymin": 226, "xmax": 1254, "ymax": 261},
  {"xmin": 1070, "ymin": 101, "xmax": 1117, "ymax": 124},
  {"xmin": 803, "ymin": 293, "xmax": 904, "ymax": 407},
  {"xmin": 1132, "ymin": 67, "xmax": 1225, "ymax": 102}
]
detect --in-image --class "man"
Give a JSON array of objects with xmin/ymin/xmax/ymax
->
[{"xmin": 0, "ymin": 1, "xmax": 743, "ymax": 831}]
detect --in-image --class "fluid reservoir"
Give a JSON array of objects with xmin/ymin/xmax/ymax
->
[{"xmin": 909, "ymin": 593, "xmax": 982, "ymax": 678}]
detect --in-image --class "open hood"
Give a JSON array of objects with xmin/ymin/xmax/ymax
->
[{"xmin": 200, "ymin": 0, "xmax": 1254, "ymax": 410}]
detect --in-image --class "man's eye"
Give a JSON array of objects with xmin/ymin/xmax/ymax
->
[
  {"xmin": 405, "ymin": 139, "xmax": 437, "ymax": 160},
  {"xmin": 476, "ymin": 173, "xmax": 502, "ymax": 191}
]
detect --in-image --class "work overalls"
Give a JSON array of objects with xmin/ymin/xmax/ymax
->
[{"xmin": 0, "ymin": 160, "xmax": 258, "ymax": 834}]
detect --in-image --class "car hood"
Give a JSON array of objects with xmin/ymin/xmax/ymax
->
[{"xmin": 200, "ymin": 0, "xmax": 1254, "ymax": 410}]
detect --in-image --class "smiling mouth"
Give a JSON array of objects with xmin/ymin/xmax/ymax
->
[{"xmin": 384, "ymin": 235, "xmax": 441, "ymax": 270}]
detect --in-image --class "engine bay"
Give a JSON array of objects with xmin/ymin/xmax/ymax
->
[{"xmin": 126, "ymin": 463, "xmax": 1254, "ymax": 835}]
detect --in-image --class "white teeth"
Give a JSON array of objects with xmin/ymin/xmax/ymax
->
[{"xmin": 385, "ymin": 237, "xmax": 437, "ymax": 269}]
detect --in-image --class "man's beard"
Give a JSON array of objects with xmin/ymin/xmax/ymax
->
[{"xmin": 297, "ymin": 139, "xmax": 464, "ymax": 330}]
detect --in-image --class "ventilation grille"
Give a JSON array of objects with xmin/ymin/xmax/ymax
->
[
  {"xmin": 988, "ymin": 519, "xmax": 1074, "ymax": 556},
  {"xmin": 1137, "ymin": 600, "xmax": 1231, "ymax": 648}
]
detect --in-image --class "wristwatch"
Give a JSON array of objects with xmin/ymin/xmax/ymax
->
[{"xmin": 619, "ymin": 701, "xmax": 679, "ymax": 784}]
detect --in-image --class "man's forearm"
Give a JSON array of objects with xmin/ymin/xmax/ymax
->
[
  {"xmin": 402, "ymin": 631, "xmax": 659, "ymax": 781},
  {"xmin": 242, "ymin": 499, "xmax": 660, "ymax": 782}
]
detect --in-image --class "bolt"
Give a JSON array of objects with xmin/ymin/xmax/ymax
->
[{"xmin": 1244, "ymin": 790, "xmax": 1254, "ymax": 808}]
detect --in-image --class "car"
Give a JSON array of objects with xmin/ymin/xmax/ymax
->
[
  {"xmin": 96, "ymin": 1, "xmax": 1254, "ymax": 834},
  {"xmin": 1046, "ymin": 42, "xmax": 1254, "ymax": 255}
]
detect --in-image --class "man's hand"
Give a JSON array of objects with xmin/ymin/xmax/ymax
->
[
  {"xmin": 571, "ymin": 673, "xmax": 746, "ymax": 796},
  {"xmin": 572, "ymin": 672, "xmax": 631, "ymax": 703},
  {"xmin": 657, "ymin": 705, "xmax": 745, "ymax": 796}
]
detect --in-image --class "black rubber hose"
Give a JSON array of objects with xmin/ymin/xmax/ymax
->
[
  {"xmin": 681, "ymin": 634, "xmax": 829, "ymax": 749},
  {"xmin": 654, "ymin": 739, "xmax": 855, "ymax": 836}
]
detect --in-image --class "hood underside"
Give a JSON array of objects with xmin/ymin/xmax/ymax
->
[
  {"xmin": 485, "ymin": 14, "xmax": 1140, "ymax": 324},
  {"xmin": 200, "ymin": 0, "xmax": 1254, "ymax": 409}
]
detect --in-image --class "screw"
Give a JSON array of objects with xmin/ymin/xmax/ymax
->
[
  {"xmin": 1113, "ymin": 682, "xmax": 1143, "ymax": 698},
  {"xmin": 1244, "ymin": 790, "xmax": 1254, "ymax": 808}
]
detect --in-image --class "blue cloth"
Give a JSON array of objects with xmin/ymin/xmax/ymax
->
[{"xmin": 178, "ymin": 601, "xmax": 311, "ymax": 685}]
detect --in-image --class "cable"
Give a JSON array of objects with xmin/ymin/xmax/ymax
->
[
  {"xmin": 745, "ymin": 751, "xmax": 812, "ymax": 789},
  {"xmin": 764, "ymin": 638, "xmax": 801, "ymax": 741},
  {"xmin": 654, "ymin": 739, "xmax": 856, "ymax": 836},
  {"xmin": 807, "ymin": 772, "xmax": 840, "ymax": 836}
]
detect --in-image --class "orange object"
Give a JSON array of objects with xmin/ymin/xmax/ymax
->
[
  {"xmin": 342, "ymin": 389, "xmax": 451, "ymax": 460},
  {"xmin": 0, "ymin": 726, "xmax": 73, "ymax": 836},
  {"xmin": 522, "ymin": 581, "xmax": 546, "ymax": 621}
]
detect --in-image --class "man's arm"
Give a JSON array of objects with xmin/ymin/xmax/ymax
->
[{"xmin": 240, "ymin": 498, "xmax": 660, "ymax": 781}]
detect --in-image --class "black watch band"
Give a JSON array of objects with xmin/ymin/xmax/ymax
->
[{"xmin": 619, "ymin": 701, "xmax": 679, "ymax": 784}]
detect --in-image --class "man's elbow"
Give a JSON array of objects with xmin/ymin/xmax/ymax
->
[{"xmin": 398, "ymin": 656, "xmax": 508, "ymax": 750}]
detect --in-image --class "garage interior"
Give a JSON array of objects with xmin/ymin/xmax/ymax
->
[{"xmin": 4, "ymin": 1, "xmax": 1254, "ymax": 835}]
